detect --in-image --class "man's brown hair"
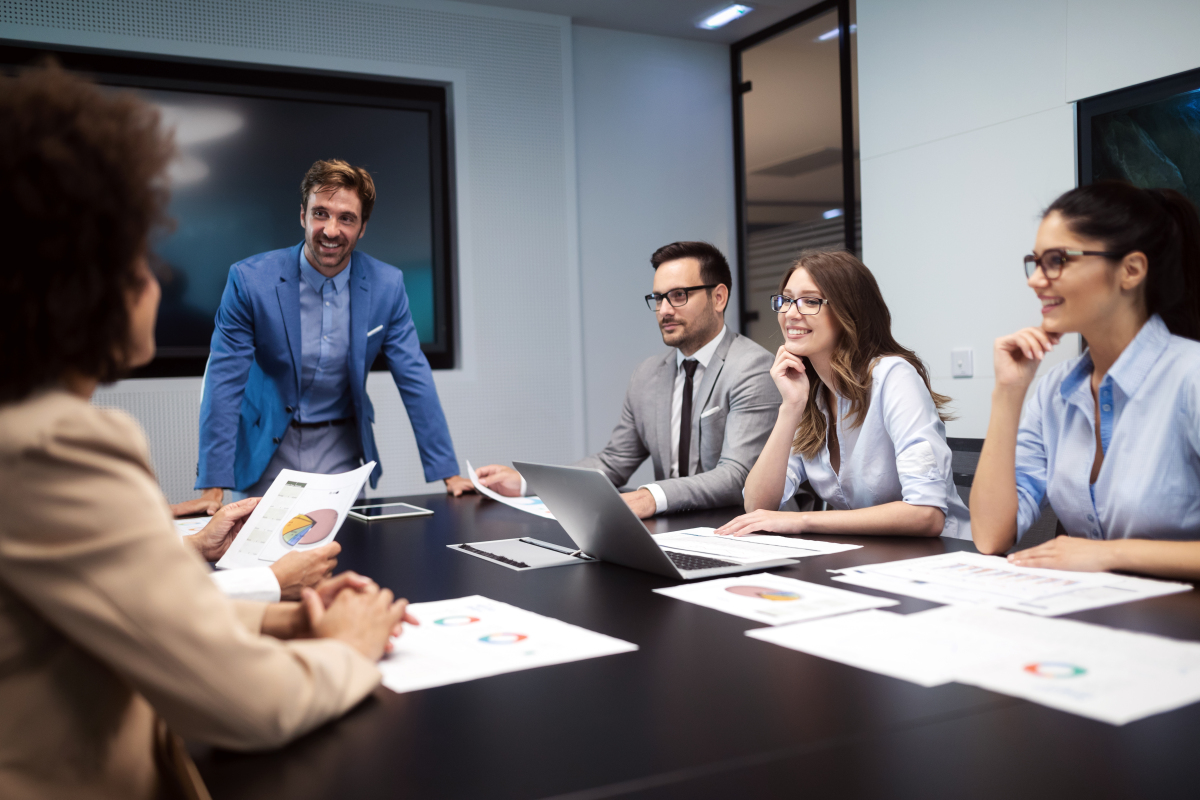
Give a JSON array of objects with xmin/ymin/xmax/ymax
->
[
  {"xmin": 0, "ymin": 62, "xmax": 173, "ymax": 403},
  {"xmin": 300, "ymin": 159, "xmax": 377, "ymax": 223}
]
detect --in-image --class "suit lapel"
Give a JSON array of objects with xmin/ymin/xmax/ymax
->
[
  {"xmin": 653, "ymin": 351, "xmax": 676, "ymax": 479},
  {"xmin": 348, "ymin": 253, "xmax": 369, "ymax": 390},
  {"xmin": 276, "ymin": 246, "xmax": 304, "ymax": 397},
  {"xmin": 689, "ymin": 329, "xmax": 735, "ymax": 475}
]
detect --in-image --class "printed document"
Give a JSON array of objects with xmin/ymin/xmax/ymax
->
[
  {"xmin": 831, "ymin": 551, "xmax": 1189, "ymax": 615},
  {"xmin": 653, "ymin": 528, "xmax": 859, "ymax": 564},
  {"xmin": 378, "ymin": 595, "xmax": 636, "ymax": 693},
  {"xmin": 749, "ymin": 605, "xmax": 1200, "ymax": 724},
  {"xmin": 215, "ymin": 462, "xmax": 375, "ymax": 569},
  {"xmin": 656, "ymin": 573, "xmax": 896, "ymax": 625},
  {"xmin": 466, "ymin": 460, "xmax": 555, "ymax": 519},
  {"xmin": 174, "ymin": 518, "xmax": 208, "ymax": 537}
]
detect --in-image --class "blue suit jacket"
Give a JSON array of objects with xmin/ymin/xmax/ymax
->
[{"xmin": 196, "ymin": 243, "xmax": 458, "ymax": 491}]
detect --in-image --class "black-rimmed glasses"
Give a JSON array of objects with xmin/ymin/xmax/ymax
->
[
  {"xmin": 645, "ymin": 284, "xmax": 717, "ymax": 311},
  {"xmin": 1024, "ymin": 248, "xmax": 1123, "ymax": 279},
  {"xmin": 770, "ymin": 295, "xmax": 829, "ymax": 315}
]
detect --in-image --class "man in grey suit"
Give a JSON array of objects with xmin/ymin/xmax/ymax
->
[{"xmin": 476, "ymin": 241, "xmax": 782, "ymax": 518}]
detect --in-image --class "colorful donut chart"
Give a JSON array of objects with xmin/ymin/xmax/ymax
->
[
  {"xmin": 435, "ymin": 616, "xmax": 481, "ymax": 627},
  {"xmin": 1023, "ymin": 662, "xmax": 1087, "ymax": 679},
  {"xmin": 479, "ymin": 632, "xmax": 529, "ymax": 645}
]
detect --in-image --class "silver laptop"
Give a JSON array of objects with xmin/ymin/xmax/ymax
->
[{"xmin": 514, "ymin": 461, "xmax": 799, "ymax": 580}]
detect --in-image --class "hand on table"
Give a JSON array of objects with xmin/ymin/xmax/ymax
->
[
  {"xmin": 714, "ymin": 509, "xmax": 804, "ymax": 537},
  {"xmin": 1007, "ymin": 536, "xmax": 1115, "ymax": 572},
  {"xmin": 186, "ymin": 497, "xmax": 261, "ymax": 561},
  {"xmin": 444, "ymin": 475, "xmax": 474, "ymax": 497},
  {"xmin": 171, "ymin": 487, "xmax": 225, "ymax": 518},
  {"xmin": 271, "ymin": 542, "xmax": 341, "ymax": 600},
  {"xmin": 303, "ymin": 583, "xmax": 418, "ymax": 661},
  {"xmin": 473, "ymin": 464, "xmax": 523, "ymax": 496},
  {"xmin": 621, "ymin": 488, "xmax": 658, "ymax": 519}
]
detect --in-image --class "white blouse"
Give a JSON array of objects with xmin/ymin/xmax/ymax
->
[{"xmin": 778, "ymin": 357, "xmax": 971, "ymax": 540}]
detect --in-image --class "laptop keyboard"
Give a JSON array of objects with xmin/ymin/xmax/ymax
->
[{"xmin": 664, "ymin": 550, "xmax": 739, "ymax": 571}]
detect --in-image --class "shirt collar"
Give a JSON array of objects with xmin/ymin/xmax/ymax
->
[
  {"xmin": 1060, "ymin": 314, "xmax": 1170, "ymax": 400},
  {"xmin": 677, "ymin": 325, "xmax": 726, "ymax": 370},
  {"xmin": 299, "ymin": 249, "xmax": 353, "ymax": 294}
]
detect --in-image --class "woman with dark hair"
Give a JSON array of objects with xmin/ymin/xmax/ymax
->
[
  {"xmin": 0, "ymin": 65, "xmax": 411, "ymax": 799},
  {"xmin": 716, "ymin": 251, "xmax": 969, "ymax": 539},
  {"xmin": 974, "ymin": 181, "xmax": 1200, "ymax": 578}
]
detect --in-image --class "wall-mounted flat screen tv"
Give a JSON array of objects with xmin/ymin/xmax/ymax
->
[
  {"xmin": 0, "ymin": 45, "xmax": 456, "ymax": 374},
  {"xmin": 1078, "ymin": 65, "xmax": 1200, "ymax": 213}
]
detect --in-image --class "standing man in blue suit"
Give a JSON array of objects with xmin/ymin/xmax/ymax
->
[{"xmin": 195, "ymin": 159, "xmax": 472, "ymax": 504}]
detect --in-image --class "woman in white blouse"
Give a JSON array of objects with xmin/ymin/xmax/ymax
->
[{"xmin": 717, "ymin": 251, "xmax": 969, "ymax": 539}]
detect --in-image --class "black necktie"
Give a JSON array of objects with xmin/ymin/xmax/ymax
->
[{"xmin": 678, "ymin": 359, "xmax": 699, "ymax": 478}]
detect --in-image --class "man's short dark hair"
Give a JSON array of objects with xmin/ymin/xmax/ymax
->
[
  {"xmin": 0, "ymin": 63, "xmax": 172, "ymax": 404},
  {"xmin": 301, "ymin": 159, "xmax": 377, "ymax": 223},
  {"xmin": 650, "ymin": 241, "xmax": 733, "ymax": 291}
]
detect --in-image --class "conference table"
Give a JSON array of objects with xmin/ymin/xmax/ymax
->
[{"xmin": 191, "ymin": 494, "xmax": 1200, "ymax": 799}]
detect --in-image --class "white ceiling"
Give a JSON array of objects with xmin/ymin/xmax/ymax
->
[{"xmin": 456, "ymin": 0, "xmax": 828, "ymax": 44}]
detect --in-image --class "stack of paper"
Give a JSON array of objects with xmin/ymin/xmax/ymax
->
[
  {"xmin": 653, "ymin": 528, "xmax": 860, "ymax": 564},
  {"xmin": 749, "ymin": 605, "xmax": 1200, "ymax": 724},
  {"xmin": 831, "ymin": 552, "xmax": 1190, "ymax": 615},
  {"xmin": 654, "ymin": 573, "xmax": 896, "ymax": 626},
  {"xmin": 378, "ymin": 596, "xmax": 636, "ymax": 693}
]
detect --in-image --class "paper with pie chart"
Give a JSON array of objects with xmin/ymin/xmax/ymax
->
[
  {"xmin": 215, "ymin": 462, "xmax": 375, "ymax": 569},
  {"xmin": 377, "ymin": 595, "xmax": 637, "ymax": 694},
  {"xmin": 749, "ymin": 604, "xmax": 1200, "ymax": 725},
  {"xmin": 654, "ymin": 573, "xmax": 896, "ymax": 625}
]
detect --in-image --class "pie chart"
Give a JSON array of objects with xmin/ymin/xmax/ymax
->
[
  {"xmin": 725, "ymin": 585, "xmax": 802, "ymax": 602},
  {"xmin": 281, "ymin": 508, "xmax": 338, "ymax": 546}
]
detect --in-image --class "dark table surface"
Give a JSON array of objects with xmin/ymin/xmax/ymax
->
[{"xmin": 191, "ymin": 494, "xmax": 1200, "ymax": 799}]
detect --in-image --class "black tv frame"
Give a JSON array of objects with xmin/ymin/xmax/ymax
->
[
  {"xmin": 1077, "ymin": 63, "xmax": 1200, "ymax": 189},
  {"xmin": 0, "ymin": 42, "xmax": 458, "ymax": 375}
]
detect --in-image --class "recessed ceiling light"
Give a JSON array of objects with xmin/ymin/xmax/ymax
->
[
  {"xmin": 816, "ymin": 24, "xmax": 856, "ymax": 42},
  {"xmin": 698, "ymin": 4, "xmax": 753, "ymax": 30},
  {"xmin": 823, "ymin": 208, "xmax": 844, "ymax": 219}
]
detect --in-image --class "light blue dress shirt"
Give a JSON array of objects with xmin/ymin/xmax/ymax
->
[
  {"xmin": 1015, "ymin": 314, "xmax": 1200, "ymax": 542},
  {"xmin": 777, "ymin": 357, "xmax": 971, "ymax": 539},
  {"xmin": 297, "ymin": 253, "xmax": 354, "ymax": 423}
]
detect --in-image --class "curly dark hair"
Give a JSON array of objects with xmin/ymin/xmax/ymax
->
[{"xmin": 0, "ymin": 62, "xmax": 173, "ymax": 403}]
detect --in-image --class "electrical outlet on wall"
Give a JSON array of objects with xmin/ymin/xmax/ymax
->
[{"xmin": 951, "ymin": 348, "xmax": 973, "ymax": 378}]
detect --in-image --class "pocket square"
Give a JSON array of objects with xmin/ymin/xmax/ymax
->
[
  {"xmin": 367, "ymin": 325, "xmax": 384, "ymax": 338},
  {"xmin": 700, "ymin": 405, "xmax": 722, "ymax": 419}
]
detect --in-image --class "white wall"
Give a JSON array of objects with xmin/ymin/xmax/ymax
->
[
  {"xmin": 572, "ymin": 24, "xmax": 736, "ymax": 486},
  {"xmin": 0, "ymin": 2, "xmax": 738, "ymax": 501},
  {"xmin": 857, "ymin": 0, "xmax": 1200, "ymax": 437}
]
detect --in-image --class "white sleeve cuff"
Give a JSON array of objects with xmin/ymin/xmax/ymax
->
[
  {"xmin": 210, "ymin": 566, "xmax": 281, "ymax": 603},
  {"xmin": 520, "ymin": 475, "xmax": 528, "ymax": 497},
  {"xmin": 640, "ymin": 483, "xmax": 668, "ymax": 515}
]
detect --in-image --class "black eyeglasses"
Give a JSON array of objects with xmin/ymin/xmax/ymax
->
[
  {"xmin": 645, "ymin": 284, "xmax": 717, "ymax": 311},
  {"xmin": 1024, "ymin": 248, "xmax": 1123, "ymax": 279},
  {"xmin": 770, "ymin": 295, "xmax": 829, "ymax": 315}
]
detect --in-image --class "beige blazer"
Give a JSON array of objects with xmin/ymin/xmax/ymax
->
[{"xmin": 0, "ymin": 390, "xmax": 381, "ymax": 800}]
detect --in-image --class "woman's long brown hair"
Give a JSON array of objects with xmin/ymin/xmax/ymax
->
[{"xmin": 780, "ymin": 250, "xmax": 953, "ymax": 459}]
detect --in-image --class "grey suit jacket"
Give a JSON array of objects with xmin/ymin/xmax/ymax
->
[{"xmin": 576, "ymin": 328, "xmax": 780, "ymax": 513}]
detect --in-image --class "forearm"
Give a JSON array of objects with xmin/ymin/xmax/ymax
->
[
  {"xmin": 798, "ymin": 501, "xmax": 945, "ymax": 537},
  {"xmin": 971, "ymin": 386, "xmax": 1027, "ymax": 554},
  {"xmin": 744, "ymin": 409, "xmax": 802, "ymax": 512},
  {"xmin": 1105, "ymin": 539, "xmax": 1200, "ymax": 580}
]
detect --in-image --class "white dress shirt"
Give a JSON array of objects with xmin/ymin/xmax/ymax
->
[
  {"xmin": 777, "ymin": 357, "xmax": 971, "ymax": 540},
  {"xmin": 641, "ymin": 326, "xmax": 727, "ymax": 514}
]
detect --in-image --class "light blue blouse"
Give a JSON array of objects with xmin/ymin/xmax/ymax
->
[
  {"xmin": 1015, "ymin": 314, "xmax": 1200, "ymax": 542},
  {"xmin": 779, "ymin": 357, "xmax": 971, "ymax": 540}
]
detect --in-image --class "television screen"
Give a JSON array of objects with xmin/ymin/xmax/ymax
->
[
  {"xmin": 0, "ymin": 45, "xmax": 455, "ymax": 374},
  {"xmin": 1080, "ymin": 66, "xmax": 1200, "ymax": 212}
]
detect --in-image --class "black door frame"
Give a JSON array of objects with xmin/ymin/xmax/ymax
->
[{"xmin": 730, "ymin": 0, "xmax": 856, "ymax": 333}]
